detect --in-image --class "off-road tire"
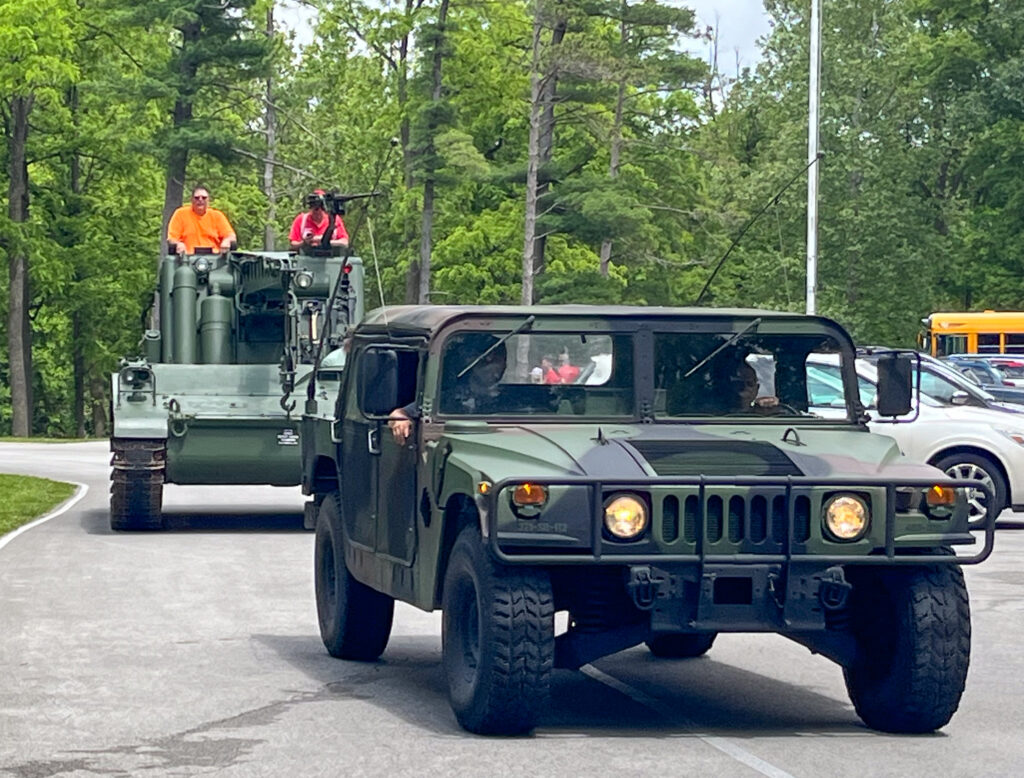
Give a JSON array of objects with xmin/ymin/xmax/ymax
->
[
  {"xmin": 933, "ymin": 451, "xmax": 1006, "ymax": 524},
  {"xmin": 646, "ymin": 633, "xmax": 717, "ymax": 658},
  {"xmin": 109, "ymin": 439, "xmax": 165, "ymax": 531},
  {"xmin": 315, "ymin": 493, "xmax": 394, "ymax": 660},
  {"xmin": 442, "ymin": 527, "xmax": 554, "ymax": 735},
  {"xmin": 843, "ymin": 563, "xmax": 970, "ymax": 733}
]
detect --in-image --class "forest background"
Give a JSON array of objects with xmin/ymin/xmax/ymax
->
[{"xmin": 1, "ymin": 0, "xmax": 1022, "ymax": 437}]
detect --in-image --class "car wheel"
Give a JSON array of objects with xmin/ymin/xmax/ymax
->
[
  {"xmin": 315, "ymin": 493, "xmax": 394, "ymax": 660},
  {"xmin": 842, "ymin": 563, "xmax": 970, "ymax": 733},
  {"xmin": 933, "ymin": 452, "xmax": 1006, "ymax": 523},
  {"xmin": 442, "ymin": 527, "xmax": 554, "ymax": 735},
  {"xmin": 645, "ymin": 633, "xmax": 717, "ymax": 658}
]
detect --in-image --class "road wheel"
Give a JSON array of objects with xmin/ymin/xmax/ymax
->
[
  {"xmin": 442, "ymin": 527, "xmax": 554, "ymax": 735},
  {"xmin": 934, "ymin": 452, "xmax": 1006, "ymax": 523},
  {"xmin": 645, "ymin": 633, "xmax": 716, "ymax": 658},
  {"xmin": 843, "ymin": 563, "xmax": 970, "ymax": 733},
  {"xmin": 315, "ymin": 493, "xmax": 394, "ymax": 660},
  {"xmin": 109, "ymin": 440, "xmax": 165, "ymax": 531}
]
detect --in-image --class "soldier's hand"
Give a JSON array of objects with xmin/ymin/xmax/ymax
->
[{"xmin": 388, "ymin": 409, "xmax": 413, "ymax": 444}]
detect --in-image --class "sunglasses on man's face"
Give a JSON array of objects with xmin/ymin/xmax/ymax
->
[{"xmin": 192, "ymin": 195, "xmax": 209, "ymax": 201}]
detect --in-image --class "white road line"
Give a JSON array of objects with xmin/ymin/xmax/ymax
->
[
  {"xmin": 0, "ymin": 481, "xmax": 89, "ymax": 552},
  {"xmin": 581, "ymin": 664, "xmax": 797, "ymax": 778}
]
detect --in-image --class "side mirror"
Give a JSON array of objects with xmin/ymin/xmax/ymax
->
[
  {"xmin": 950, "ymin": 390, "xmax": 970, "ymax": 406},
  {"xmin": 358, "ymin": 349, "xmax": 398, "ymax": 417},
  {"xmin": 876, "ymin": 354, "xmax": 913, "ymax": 416}
]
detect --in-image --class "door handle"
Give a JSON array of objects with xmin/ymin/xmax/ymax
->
[{"xmin": 367, "ymin": 427, "xmax": 381, "ymax": 455}]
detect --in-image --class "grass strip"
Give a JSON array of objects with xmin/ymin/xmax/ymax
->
[{"xmin": 0, "ymin": 474, "xmax": 77, "ymax": 537}]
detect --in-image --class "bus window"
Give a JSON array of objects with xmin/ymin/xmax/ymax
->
[
  {"xmin": 1006, "ymin": 334, "xmax": 1024, "ymax": 354},
  {"xmin": 978, "ymin": 333, "xmax": 1000, "ymax": 354},
  {"xmin": 935, "ymin": 334, "xmax": 967, "ymax": 357}
]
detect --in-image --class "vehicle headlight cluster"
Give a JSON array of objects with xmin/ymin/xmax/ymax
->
[
  {"xmin": 823, "ymin": 494, "xmax": 869, "ymax": 541},
  {"xmin": 604, "ymin": 493, "xmax": 648, "ymax": 540},
  {"xmin": 295, "ymin": 270, "xmax": 315, "ymax": 289}
]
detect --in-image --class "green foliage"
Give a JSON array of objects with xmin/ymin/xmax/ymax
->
[{"xmin": 6, "ymin": 0, "xmax": 1024, "ymax": 435}]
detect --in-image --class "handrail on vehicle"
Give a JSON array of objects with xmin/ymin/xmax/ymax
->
[{"xmin": 482, "ymin": 474, "xmax": 995, "ymax": 566}]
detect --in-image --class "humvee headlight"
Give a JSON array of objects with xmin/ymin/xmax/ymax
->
[
  {"xmin": 295, "ymin": 270, "xmax": 315, "ymax": 289},
  {"xmin": 193, "ymin": 257, "xmax": 211, "ymax": 274},
  {"xmin": 923, "ymin": 485, "xmax": 957, "ymax": 519},
  {"xmin": 512, "ymin": 483, "xmax": 547, "ymax": 507},
  {"xmin": 603, "ymin": 494, "xmax": 648, "ymax": 540},
  {"xmin": 823, "ymin": 495, "xmax": 869, "ymax": 541}
]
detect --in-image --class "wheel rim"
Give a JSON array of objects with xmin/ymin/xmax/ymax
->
[{"xmin": 943, "ymin": 462, "xmax": 995, "ymax": 522}]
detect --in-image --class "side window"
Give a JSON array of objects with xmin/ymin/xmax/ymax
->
[
  {"xmin": 352, "ymin": 346, "xmax": 421, "ymax": 417},
  {"xmin": 978, "ymin": 333, "xmax": 1000, "ymax": 354},
  {"xmin": 919, "ymin": 369, "xmax": 954, "ymax": 402}
]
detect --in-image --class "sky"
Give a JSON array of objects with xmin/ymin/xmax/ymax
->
[
  {"xmin": 682, "ymin": 0, "xmax": 773, "ymax": 72},
  {"xmin": 279, "ymin": 1, "xmax": 773, "ymax": 70}
]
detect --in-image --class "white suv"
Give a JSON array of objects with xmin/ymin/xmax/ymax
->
[{"xmin": 808, "ymin": 356, "xmax": 1024, "ymax": 522}]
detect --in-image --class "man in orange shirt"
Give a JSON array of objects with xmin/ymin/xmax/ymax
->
[{"xmin": 167, "ymin": 185, "xmax": 237, "ymax": 254}]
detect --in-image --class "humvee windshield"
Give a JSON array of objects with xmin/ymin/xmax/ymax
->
[
  {"xmin": 437, "ymin": 331, "xmax": 634, "ymax": 418},
  {"xmin": 435, "ymin": 322, "xmax": 856, "ymax": 420},
  {"xmin": 653, "ymin": 329, "xmax": 852, "ymax": 418}
]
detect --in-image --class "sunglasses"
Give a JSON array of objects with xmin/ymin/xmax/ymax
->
[{"xmin": 192, "ymin": 195, "xmax": 209, "ymax": 201}]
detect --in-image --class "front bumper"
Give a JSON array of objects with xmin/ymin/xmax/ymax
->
[{"xmin": 482, "ymin": 474, "xmax": 994, "ymax": 567}]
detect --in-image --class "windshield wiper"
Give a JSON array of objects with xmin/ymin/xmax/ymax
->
[
  {"xmin": 684, "ymin": 317, "xmax": 762, "ymax": 379},
  {"xmin": 457, "ymin": 315, "xmax": 536, "ymax": 379}
]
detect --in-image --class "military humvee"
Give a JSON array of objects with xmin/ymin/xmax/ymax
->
[{"xmin": 303, "ymin": 306, "xmax": 994, "ymax": 735}]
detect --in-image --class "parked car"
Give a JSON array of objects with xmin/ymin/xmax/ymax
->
[
  {"xmin": 947, "ymin": 353, "xmax": 1024, "ymax": 387},
  {"xmin": 943, "ymin": 356, "xmax": 1024, "ymax": 405},
  {"xmin": 808, "ymin": 354, "xmax": 1024, "ymax": 523}
]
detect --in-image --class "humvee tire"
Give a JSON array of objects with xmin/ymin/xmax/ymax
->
[
  {"xmin": 442, "ymin": 527, "xmax": 554, "ymax": 735},
  {"xmin": 646, "ymin": 633, "xmax": 717, "ymax": 658},
  {"xmin": 109, "ymin": 440, "xmax": 164, "ymax": 531},
  {"xmin": 315, "ymin": 493, "xmax": 394, "ymax": 660},
  {"xmin": 843, "ymin": 563, "xmax": 970, "ymax": 733}
]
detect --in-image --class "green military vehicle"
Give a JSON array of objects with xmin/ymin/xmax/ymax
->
[
  {"xmin": 303, "ymin": 305, "xmax": 994, "ymax": 735},
  {"xmin": 109, "ymin": 239, "xmax": 364, "ymax": 531}
]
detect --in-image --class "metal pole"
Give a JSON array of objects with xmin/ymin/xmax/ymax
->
[{"xmin": 806, "ymin": 0, "xmax": 822, "ymax": 315}]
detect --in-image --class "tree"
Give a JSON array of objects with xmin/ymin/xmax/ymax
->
[{"xmin": 0, "ymin": 0, "xmax": 77, "ymax": 436}]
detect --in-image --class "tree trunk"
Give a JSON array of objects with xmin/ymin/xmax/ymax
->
[
  {"xmin": 263, "ymin": 7, "xmax": 277, "ymax": 250},
  {"xmin": 399, "ymin": 0, "xmax": 421, "ymax": 304},
  {"xmin": 418, "ymin": 0, "xmax": 450, "ymax": 304},
  {"xmin": 6, "ymin": 95, "xmax": 34, "ymax": 437},
  {"xmin": 600, "ymin": 68, "xmax": 627, "ymax": 278},
  {"xmin": 522, "ymin": 14, "xmax": 545, "ymax": 306},
  {"xmin": 161, "ymin": 21, "xmax": 201, "ymax": 249},
  {"xmin": 70, "ymin": 85, "xmax": 86, "ymax": 436},
  {"xmin": 529, "ymin": 17, "xmax": 567, "ymax": 282}
]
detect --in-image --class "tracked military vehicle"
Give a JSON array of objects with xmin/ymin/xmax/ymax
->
[
  {"xmin": 303, "ymin": 305, "xmax": 995, "ymax": 735},
  {"xmin": 109, "ymin": 235, "xmax": 365, "ymax": 531}
]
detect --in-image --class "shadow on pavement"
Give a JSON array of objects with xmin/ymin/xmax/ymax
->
[
  {"xmin": 80, "ymin": 507, "xmax": 305, "ymax": 534},
  {"xmin": 251, "ymin": 632, "xmax": 873, "ymax": 738},
  {"xmin": 996, "ymin": 518, "xmax": 1024, "ymax": 531}
]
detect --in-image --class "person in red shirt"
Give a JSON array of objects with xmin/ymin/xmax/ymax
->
[
  {"xmin": 557, "ymin": 350, "xmax": 580, "ymax": 383},
  {"xmin": 289, "ymin": 190, "xmax": 349, "ymax": 250},
  {"xmin": 167, "ymin": 186, "xmax": 237, "ymax": 254}
]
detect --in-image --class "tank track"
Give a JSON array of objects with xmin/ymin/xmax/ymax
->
[{"xmin": 110, "ymin": 439, "xmax": 166, "ymax": 531}]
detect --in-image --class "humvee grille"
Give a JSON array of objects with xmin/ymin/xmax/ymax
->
[{"xmin": 662, "ymin": 490, "xmax": 811, "ymax": 548}]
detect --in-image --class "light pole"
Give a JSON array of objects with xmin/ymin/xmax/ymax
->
[{"xmin": 806, "ymin": 0, "xmax": 822, "ymax": 315}]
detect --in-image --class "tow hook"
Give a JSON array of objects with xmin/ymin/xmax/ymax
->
[
  {"xmin": 818, "ymin": 566, "xmax": 852, "ymax": 611},
  {"xmin": 626, "ymin": 566, "xmax": 661, "ymax": 610}
]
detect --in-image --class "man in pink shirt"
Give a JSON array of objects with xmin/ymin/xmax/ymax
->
[{"xmin": 289, "ymin": 190, "xmax": 349, "ymax": 250}]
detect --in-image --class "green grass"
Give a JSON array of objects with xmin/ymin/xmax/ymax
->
[{"xmin": 0, "ymin": 475, "xmax": 77, "ymax": 538}]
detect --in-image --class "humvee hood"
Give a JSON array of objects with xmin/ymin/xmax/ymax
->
[{"xmin": 441, "ymin": 423, "xmax": 943, "ymax": 482}]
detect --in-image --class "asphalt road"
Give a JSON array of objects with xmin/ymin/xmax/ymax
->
[{"xmin": 2, "ymin": 440, "xmax": 1023, "ymax": 777}]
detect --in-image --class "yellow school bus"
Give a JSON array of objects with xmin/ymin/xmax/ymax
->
[{"xmin": 921, "ymin": 311, "xmax": 1024, "ymax": 356}]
